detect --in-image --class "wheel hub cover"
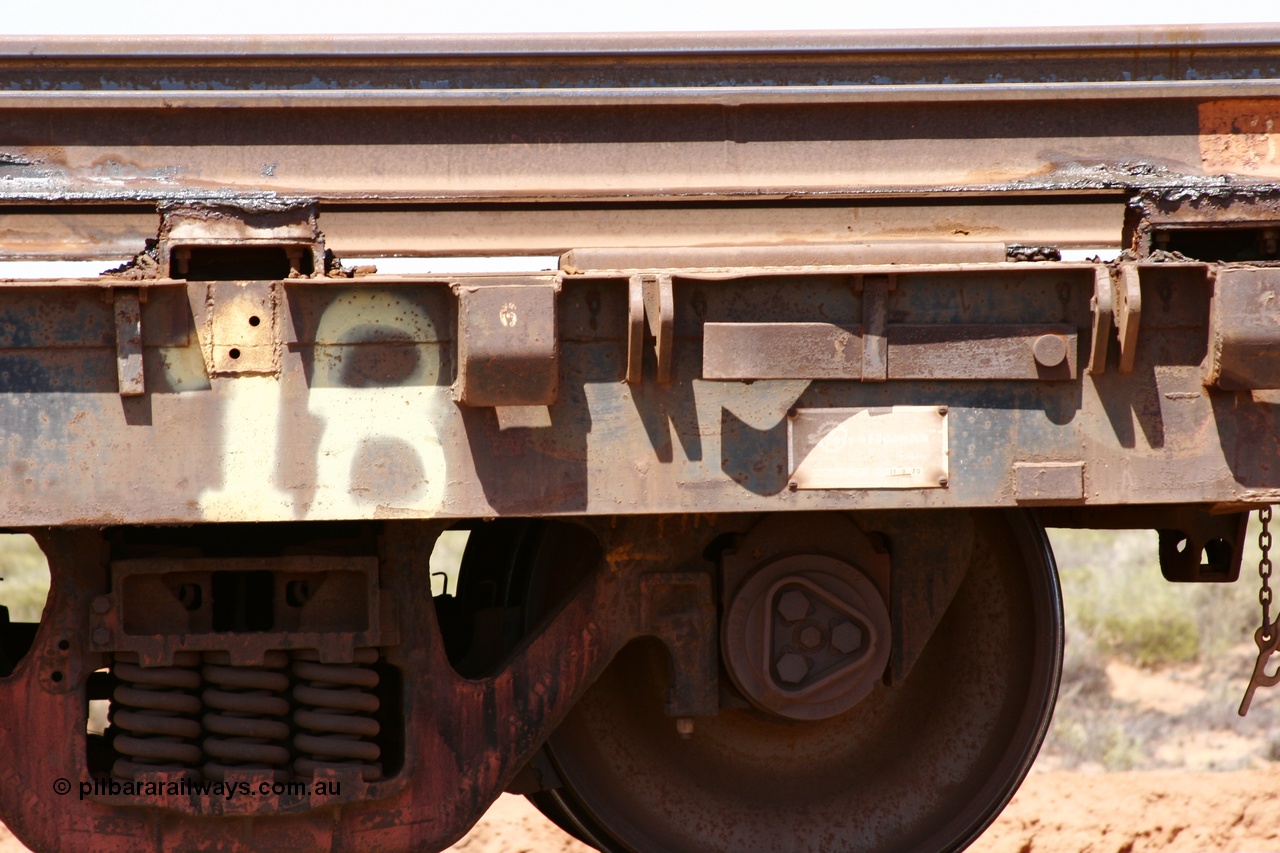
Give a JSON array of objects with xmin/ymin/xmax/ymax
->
[{"xmin": 723, "ymin": 554, "xmax": 892, "ymax": 720}]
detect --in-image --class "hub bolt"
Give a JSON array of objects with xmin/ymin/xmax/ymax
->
[
  {"xmin": 775, "ymin": 652, "xmax": 812, "ymax": 684},
  {"xmin": 830, "ymin": 620, "xmax": 863, "ymax": 655},
  {"xmin": 777, "ymin": 589, "xmax": 812, "ymax": 622}
]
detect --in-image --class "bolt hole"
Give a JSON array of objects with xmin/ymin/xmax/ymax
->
[
  {"xmin": 51, "ymin": 670, "xmax": 63, "ymax": 683},
  {"xmin": 175, "ymin": 582, "xmax": 203, "ymax": 612},
  {"xmin": 285, "ymin": 579, "xmax": 312, "ymax": 608},
  {"xmin": 248, "ymin": 315, "xmax": 261, "ymax": 327},
  {"xmin": 57, "ymin": 639, "xmax": 70, "ymax": 651},
  {"xmin": 228, "ymin": 348, "xmax": 241, "ymax": 360},
  {"xmin": 1175, "ymin": 536, "xmax": 1189, "ymax": 554},
  {"xmin": 1203, "ymin": 538, "xmax": 1233, "ymax": 573}
]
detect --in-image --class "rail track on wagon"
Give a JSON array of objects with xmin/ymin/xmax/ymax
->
[{"xmin": 0, "ymin": 25, "xmax": 1279, "ymax": 852}]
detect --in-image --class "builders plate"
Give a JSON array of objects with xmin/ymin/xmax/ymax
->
[{"xmin": 787, "ymin": 406, "xmax": 949, "ymax": 490}]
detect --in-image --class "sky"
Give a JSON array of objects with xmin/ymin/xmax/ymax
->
[{"xmin": 0, "ymin": 0, "xmax": 1274, "ymax": 35}]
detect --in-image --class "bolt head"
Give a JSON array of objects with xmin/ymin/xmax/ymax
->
[
  {"xmin": 1033, "ymin": 333, "xmax": 1068, "ymax": 368},
  {"xmin": 777, "ymin": 589, "xmax": 812, "ymax": 622},
  {"xmin": 91, "ymin": 596, "xmax": 111, "ymax": 614},
  {"xmin": 775, "ymin": 652, "xmax": 812, "ymax": 684},
  {"xmin": 831, "ymin": 621, "xmax": 863, "ymax": 654},
  {"xmin": 92, "ymin": 628, "xmax": 112, "ymax": 646}
]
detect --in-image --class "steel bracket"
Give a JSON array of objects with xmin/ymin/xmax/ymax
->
[
  {"xmin": 1205, "ymin": 267, "xmax": 1280, "ymax": 389},
  {"xmin": 1040, "ymin": 504, "xmax": 1249, "ymax": 583},
  {"xmin": 627, "ymin": 273, "xmax": 673, "ymax": 384},
  {"xmin": 195, "ymin": 280, "xmax": 281, "ymax": 376},
  {"xmin": 1087, "ymin": 266, "xmax": 1113, "ymax": 374},
  {"xmin": 639, "ymin": 571, "xmax": 719, "ymax": 717},
  {"xmin": 860, "ymin": 274, "xmax": 889, "ymax": 382},
  {"xmin": 158, "ymin": 202, "xmax": 324, "ymax": 280},
  {"xmin": 703, "ymin": 320, "xmax": 1076, "ymax": 381},
  {"xmin": 91, "ymin": 556, "xmax": 398, "ymax": 667},
  {"xmin": 112, "ymin": 288, "xmax": 144, "ymax": 396},
  {"xmin": 1115, "ymin": 264, "xmax": 1142, "ymax": 374},
  {"xmin": 454, "ymin": 281, "xmax": 560, "ymax": 406},
  {"xmin": 1157, "ymin": 511, "xmax": 1248, "ymax": 583}
]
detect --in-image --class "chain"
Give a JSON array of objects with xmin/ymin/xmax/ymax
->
[{"xmin": 1260, "ymin": 505, "xmax": 1273, "ymax": 639}]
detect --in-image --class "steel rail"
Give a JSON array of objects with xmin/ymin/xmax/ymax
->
[
  {"xmin": 1, "ymin": 26, "xmax": 1278, "ymax": 55},
  {"xmin": 1, "ymin": 79, "xmax": 1279, "ymax": 109},
  {"xmin": 0, "ymin": 27, "xmax": 1276, "ymax": 98},
  {"xmin": 0, "ymin": 27, "xmax": 1271, "ymax": 253}
]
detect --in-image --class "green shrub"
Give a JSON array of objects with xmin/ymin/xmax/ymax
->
[
  {"xmin": 1048, "ymin": 527, "xmax": 1258, "ymax": 669},
  {"xmin": 1093, "ymin": 611, "xmax": 1199, "ymax": 666},
  {"xmin": 1042, "ymin": 520, "xmax": 1280, "ymax": 772}
]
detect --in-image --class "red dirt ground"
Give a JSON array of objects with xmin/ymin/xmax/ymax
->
[{"xmin": 4, "ymin": 766, "xmax": 1279, "ymax": 852}]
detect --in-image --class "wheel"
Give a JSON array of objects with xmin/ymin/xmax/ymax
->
[{"xmin": 532, "ymin": 510, "xmax": 1062, "ymax": 853}]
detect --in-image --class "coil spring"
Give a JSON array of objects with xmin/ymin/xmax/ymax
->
[
  {"xmin": 292, "ymin": 647, "xmax": 382, "ymax": 781},
  {"xmin": 110, "ymin": 651, "xmax": 202, "ymax": 780},
  {"xmin": 201, "ymin": 650, "xmax": 292, "ymax": 783}
]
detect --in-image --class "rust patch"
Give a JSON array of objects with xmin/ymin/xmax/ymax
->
[{"xmin": 1200, "ymin": 99, "xmax": 1280, "ymax": 177}]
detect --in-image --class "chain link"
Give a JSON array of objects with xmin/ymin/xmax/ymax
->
[{"xmin": 1260, "ymin": 505, "xmax": 1273, "ymax": 638}]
